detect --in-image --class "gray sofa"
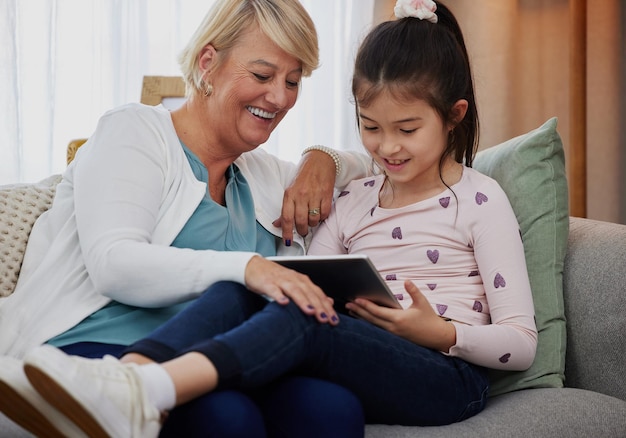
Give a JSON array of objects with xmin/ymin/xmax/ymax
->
[
  {"xmin": 366, "ymin": 216, "xmax": 626, "ymax": 437},
  {"xmin": 2, "ymin": 216, "xmax": 625, "ymax": 437}
]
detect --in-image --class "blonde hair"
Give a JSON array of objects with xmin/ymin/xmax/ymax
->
[{"xmin": 178, "ymin": 0, "xmax": 319, "ymax": 96}]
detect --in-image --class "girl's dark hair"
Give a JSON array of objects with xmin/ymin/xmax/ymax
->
[{"xmin": 352, "ymin": 2, "xmax": 478, "ymax": 167}]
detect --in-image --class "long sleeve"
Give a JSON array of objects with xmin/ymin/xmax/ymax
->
[
  {"xmin": 447, "ymin": 185, "xmax": 537, "ymax": 370},
  {"xmin": 69, "ymin": 105, "xmax": 257, "ymax": 308},
  {"xmin": 308, "ymin": 171, "xmax": 538, "ymax": 371}
]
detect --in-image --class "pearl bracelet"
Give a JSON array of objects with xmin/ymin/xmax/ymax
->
[{"xmin": 301, "ymin": 145, "xmax": 342, "ymax": 176}]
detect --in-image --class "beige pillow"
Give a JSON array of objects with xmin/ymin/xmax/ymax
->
[{"xmin": 0, "ymin": 174, "xmax": 61, "ymax": 297}]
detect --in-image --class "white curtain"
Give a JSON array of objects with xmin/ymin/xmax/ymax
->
[{"xmin": 0, "ymin": 0, "xmax": 374, "ymax": 184}]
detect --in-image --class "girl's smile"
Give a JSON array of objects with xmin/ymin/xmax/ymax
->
[{"xmin": 358, "ymin": 92, "xmax": 453, "ymax": 205}]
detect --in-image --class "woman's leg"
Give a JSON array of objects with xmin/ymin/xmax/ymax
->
[
  {"xmin": 60, "ymin": 342, "xmax": 126, "ymax": 359},
  {"xmin": 186, "ymin": 300, "xmax": 489, "ymax": 426},
  {"xmin": 255, "ymin": 376, "xmax": 364, "ymax": 438},
  {"xmin": 156, "ymin": 378, "xmax": 365, "ymax": 438},
  {"xmin": 159, "ymin": 391, "xmax": 267, "ymax": 438},
  {"xmin": 159, "ymin": 378, "xmax": 365, "ymax": 438}
]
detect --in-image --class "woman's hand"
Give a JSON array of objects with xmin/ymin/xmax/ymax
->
[
  {"xmin": 244, "ymin": 255, "xmax": 339, "ymax": 325},
  {"xmin": 345, "ymin": 280, "xmax": 456, "ymax": 352},
  {"xmin": 273, "ymin": 150, "xmax": 336, "ymax": 244}
]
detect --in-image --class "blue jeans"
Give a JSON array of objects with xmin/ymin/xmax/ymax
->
[
  {"xmin": 129, "ymin": 281, "xmax": 489, "ymax": 426},
  {"xmin": 62, "ymin": 284, "xmax": 364, "ymax": 437},
  {"xmin": 158, "ymin": 376, "xmax": 364, "ymax": 438}
]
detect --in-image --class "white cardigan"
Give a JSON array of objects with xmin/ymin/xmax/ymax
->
[{"xmin": 0, "ymin": 103, "xmax": 369, "ymax": 358}]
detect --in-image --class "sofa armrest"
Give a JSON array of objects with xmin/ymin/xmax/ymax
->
[{"xmin": 563, "ymin": 217, "xmax": 626, "ymax": 401}]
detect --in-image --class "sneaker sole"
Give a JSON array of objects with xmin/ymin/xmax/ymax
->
[
  {"xmin": 0, "ymin": 379, "xmax": 67, "ymax": 438},
  {"xmin": 24, "ymin": 364, "xmax": 111, "ymax": 438}
]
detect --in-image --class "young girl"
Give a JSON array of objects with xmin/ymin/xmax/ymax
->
[{"xmin": 7, "ymin": 1, "xmax": 537, "ymax": 435}]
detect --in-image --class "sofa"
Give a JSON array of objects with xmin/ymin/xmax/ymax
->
[
  {"xmin": 1, "ymin": 118, "xmax": 626, "ymax": 437},
  {"xmin": 365, "ymin": 216, "xmax": 626, "ymax": 437}
]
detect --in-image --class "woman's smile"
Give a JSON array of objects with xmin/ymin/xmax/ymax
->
[{"xmin": 246, "ymin": 105, "xmax": 277, "ymax": 120}]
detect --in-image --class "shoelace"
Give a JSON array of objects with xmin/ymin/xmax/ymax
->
[{"xmin": 101, "ymin": 356, "xmax": 160, "ymax": 438}]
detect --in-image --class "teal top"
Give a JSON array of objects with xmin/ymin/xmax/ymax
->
[{"xmin": 49, "ymin": 142, "xmax": 277, "ymax": 347}]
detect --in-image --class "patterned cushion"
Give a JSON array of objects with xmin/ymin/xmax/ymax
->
[{"xmin": 0, "ymin": 175, "xmax": 61, "ymax": 297}]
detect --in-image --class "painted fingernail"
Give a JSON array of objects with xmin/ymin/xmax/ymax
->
[
  {"xmin": 285, "ymin": 239, "xmax": 291, "ymax": 247},
  {"xmin": 307, "ymin": 305, "xmax": 315, "ymax": 310},
  {"xmin": 331, "ymin": 315, "xmax": 339, "ymax": 323},
  {"xmin": 320, "ymin": 312, "xmax": 328, "ymax": 320}
]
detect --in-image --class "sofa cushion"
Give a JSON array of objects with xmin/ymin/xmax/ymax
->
[
  {"xmin": 473, "ymin": 118, "xmax": 569, "ymax": 396},
  {"xmin": 564, "ymin": 217, "xmax": 626, "ymax": 401},
  {"xmin": 365, "ymin": 388, "xmax": 626, "ymax": 437},
  {"xmin": 0, "ymin": 175, "xmax": 61, "ymax": 297}
]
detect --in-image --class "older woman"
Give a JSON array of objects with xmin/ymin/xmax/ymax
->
[{"xmin": 0, "ymin": 0, "xmax": 370, "ymax": 436}]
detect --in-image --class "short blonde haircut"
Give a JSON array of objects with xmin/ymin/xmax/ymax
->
[{"xmin": 179, "ymin": 0, "xmax": 319, "ymax": 96}]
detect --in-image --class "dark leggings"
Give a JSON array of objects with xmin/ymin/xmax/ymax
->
[
  {"xmin": 61, "ymin": 321, "xmax": 364, "ymax": 438},
  {"xmin": 126, "ymin": 281, "xmax": 489, "ymax": 426}
]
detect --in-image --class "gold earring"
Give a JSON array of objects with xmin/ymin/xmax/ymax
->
[{"xmin": 201, "ymin": 80, "xmax": 213, "ymax": 97}]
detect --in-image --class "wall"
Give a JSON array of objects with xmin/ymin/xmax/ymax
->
[{"xmin": 373, "ymin": 0, "xmax": 625, "ymax": 224}]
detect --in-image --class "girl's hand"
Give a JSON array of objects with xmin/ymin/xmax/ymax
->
[
  {"xmin": 273, "ymin": 150, "xmax": 336, "ymax": 243},
  {"xmin": 345, "ymin": 280, "xmax": 456, "ymax": 352},
  {"xmin": 244, "ymin": 255, "xmax": 339, "ymax": 325}
]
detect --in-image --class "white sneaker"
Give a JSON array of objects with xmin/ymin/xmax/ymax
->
[
  {"xmin": 0, "ymin": 355, "xmax": 87, "ymax": 438},
  {"xmin": 24, "ymin": 345, "xmax": 161, "ymax": 438}
]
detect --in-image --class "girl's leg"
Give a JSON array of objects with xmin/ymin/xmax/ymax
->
[
  {"xmin": 61, "ymin": 341, "xmax": 268, "ymax": 438},
  {"xmin": 188, "ymin": 301, "xmax": 489, "ymax": 426},
  {"xmin": 122, "ymin": 282, "xmax": 365, "ymax": 435},
  {"xmin": 124, "ymin": 281, "xmax": 266, "ymax": 362},
  {"xmin": 121, "ymin": 281, "xmax": 365, "ymax": 436}
]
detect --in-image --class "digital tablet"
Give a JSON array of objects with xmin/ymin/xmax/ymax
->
[{"xmin": 267, "ymin": 254, "xmax": 402, "ymax": 312}]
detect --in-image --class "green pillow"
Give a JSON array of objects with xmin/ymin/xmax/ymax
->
[{"xmin": 473, "ymin": 118, "xmax": 569, "ymax": 396}]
